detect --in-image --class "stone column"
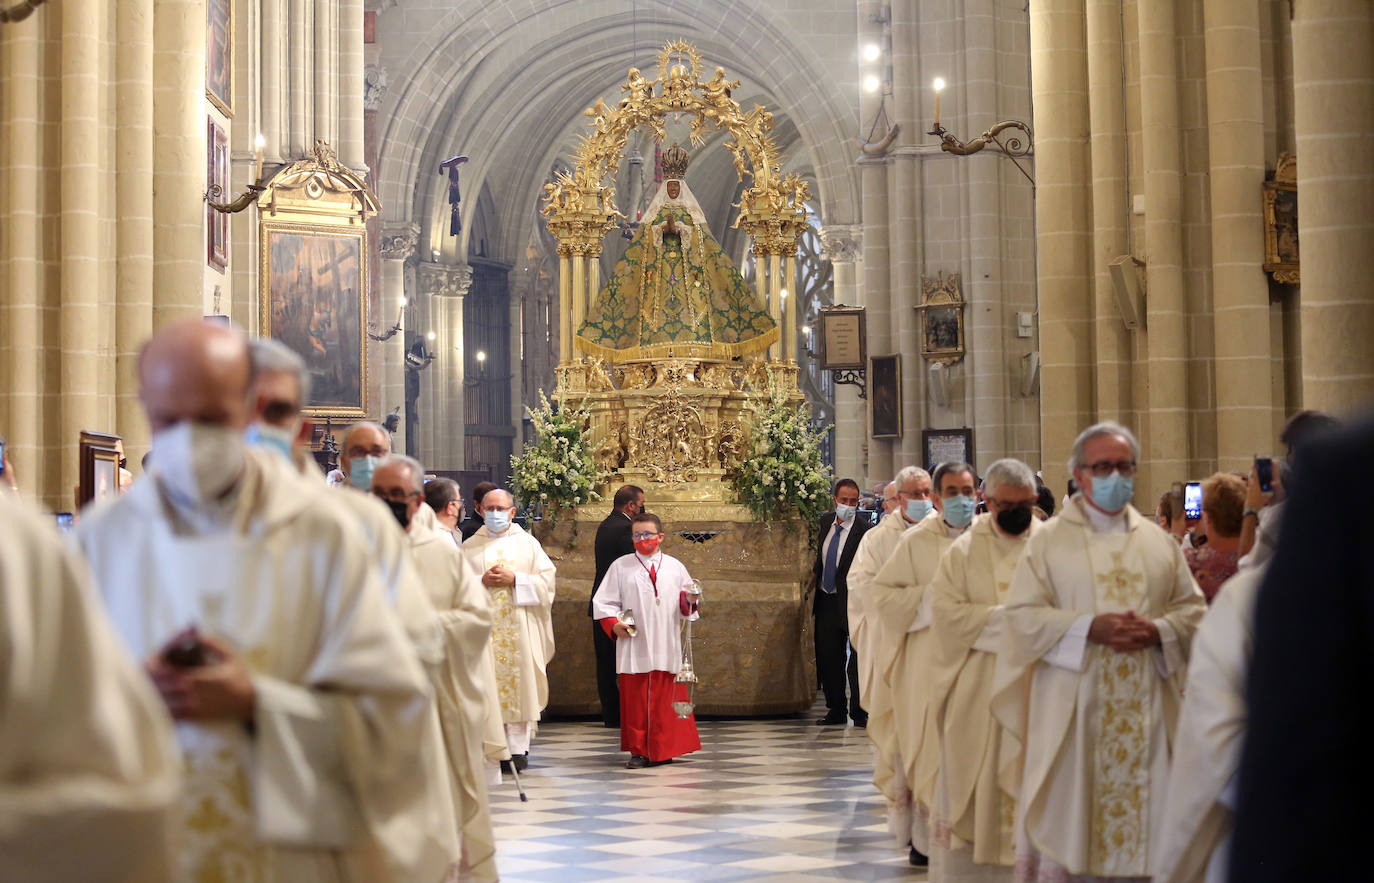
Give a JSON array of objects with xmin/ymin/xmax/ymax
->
[
  {"xmin": 288, "ymin": 0, "xmax": 308, "ymax": 155},
  {"xmin": 1137, "ymin": 0, "xmax": 1190, "ymax": 499},
  {"xmin": 337, "ymin": 0, "xmax": 365, "ymax": 170},
  {"xmin": 379, "ymin": 223, "xmax": 418, "ymax": 455},
  {"xmin": 152, "ymin": 0, "xmax": 207, "ymax": 324},
  {"xmin": 1204, "ymin": 0, "xmax": 1274, "ymax": 470},
  {"xmin": 260, "ymin": 0, "xmax": 283, "ymax": 164},
  {"xmin": 890, "ymin": 152, "xmax": 922, "ymax": 468},
  {"xmin": 822, "ymin": 225, "xmax": 865, "ymax": 482},
  {"xmin": 1085, "ymin": 0, "xmax": 1132, "ymax": 421},
  {"xmin": 860, "ymin": 156, "xmax": 892, "ymax": 484},
  {"xmin": 1029, "ymin": 0, "xmax": 1095, "ymax": 493},
  {"xmin": 1292, "ymin": 0, "xmax": 1374, "ymax": 412},
  {"xmin": 116, "ymin": 0, "xmax": 156, "ymax": 464},
  {"xmin": 509, "ymin": 285, "xmax": 525, "ymax": 458},
  {"xmin": 417, "ymin": 261, "xmax": 471, "ymax": 470}
]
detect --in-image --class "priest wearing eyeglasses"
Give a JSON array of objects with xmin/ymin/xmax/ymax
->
[{"xmin": 991, "ymin": 422, "xmax": 1205, "ymax": 882}]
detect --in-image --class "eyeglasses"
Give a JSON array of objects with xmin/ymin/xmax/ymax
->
[
  {"xmin": 631, "ymin": 531, "xmax": 661, "ymax": 540},
  {"xmin": 372, "ymin": 489, "xmax": 419, "ymax": 504},
  {"xmin": 1085, "ymin": 460, "xmax": 1137, "ymax": 478}
]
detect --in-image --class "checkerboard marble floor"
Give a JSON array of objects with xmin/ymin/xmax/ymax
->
[{"xmin": 487, "ymin": 703, "xmax": 928, "ymax": 881}]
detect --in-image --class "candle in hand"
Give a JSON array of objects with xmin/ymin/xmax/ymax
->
[
  {"xmin": 253, "ymin": 133, "xmax": 265, "ymax": 182},
  {"xmin": 932, "ymin": 77, "xmax": 946, "ymax": 129}
]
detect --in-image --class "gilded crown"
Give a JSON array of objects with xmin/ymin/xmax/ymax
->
[{"xmin": 661, "ymin": 143, "xmax": 691, "ymax": 179}]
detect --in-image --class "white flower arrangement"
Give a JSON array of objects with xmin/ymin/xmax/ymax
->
[
  {"xmin": 732, "ymin": 389, "xmax": 833, "ymax": 527},
  {"xmin": 509, "ymin": 392, "xmax": 603, "ymax": 525}
]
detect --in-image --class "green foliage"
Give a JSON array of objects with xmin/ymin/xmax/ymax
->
[
  {"xmin": 509, "ymin": 393, "xmax": 603, "ymax": 525},
  {"xmin": 732, "ymin": 390, "xmax": 833, "ymax": 527}
]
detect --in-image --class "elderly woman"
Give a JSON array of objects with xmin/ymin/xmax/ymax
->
[{"xmin": 1184, "ymin": 472, "xmax": 1246, "ymax": 602}]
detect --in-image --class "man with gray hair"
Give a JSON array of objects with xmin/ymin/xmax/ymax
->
[
  {"xmin": 372, "ymin": 454, "xmax": 501, "ymax": 881},
  {"xmin": 923, "ymin": 457, "xmax": 1040, "ymax": 880},
  {"xmin": 991, "ymin": 422, "xmax": 1205, "ymax": 881},
  {"xmin": 848, "ymin": 466, "xmax": 936, "ymax": 835},
  {"xmin": 460, "ymin": 487, "xmax": 557, "ymax": 772}
]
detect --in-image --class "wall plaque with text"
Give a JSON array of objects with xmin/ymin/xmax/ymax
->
[{"xmin": 818, "ymin": 305, "xmax": 867, "ymax": 371}]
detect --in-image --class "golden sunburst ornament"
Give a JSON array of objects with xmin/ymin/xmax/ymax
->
[{"xmin": 657, "ymin": 40, "xmax": 703, "ymax": 84}]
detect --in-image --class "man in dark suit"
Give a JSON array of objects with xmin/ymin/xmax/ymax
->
[
  {"xmin": 458, "ymin": 480, "xmax": 495, "ymax": 541},
  {"xmin": 1229, "ymin": 414, "xmax": 1368, "ymax": 882},
  {"xmin": 590, "ymin": 484, "xmax": 644, "ymax": 727},
  {"xmin": 812, "ymin": 478, "xmax": 871, "ymax": 726}
]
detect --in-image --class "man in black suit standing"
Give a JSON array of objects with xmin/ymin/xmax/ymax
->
[
  {"xmin": 812, "ymin": 478, "xmax": 871, "ymax": 726},
  {"xmin": 590, "ymin": 484, "xmax": 644, "ymax": 727}
]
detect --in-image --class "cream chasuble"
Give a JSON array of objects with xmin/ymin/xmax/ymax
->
[
  {"xmin": 1, "ymin": 494, "xmax": 180, "ymax": 883},
  {"xmin": 78, "ymin": 450, "xmax": 453, "ymax": 883},
  {"xmin": 461, "ymin": 523, "xmax": 557, "ymax": 725},
  {"xmin": 847, "ymin": 510, "xmax": 916, "ymax": 803},
  {"xmin": 410, "ymin": 523, "xmax": 500, "ymax": 883},
  {"xmin": 991, "ymin": 496, "xmax": 1205, "ymax": 880},
  {"xmin": 1155, "ymin": 566, "xmax": 1262, "ymax": 883},
  {"xmin": 927, "ymin": 514, "xmax": 1039, "ymax": 877}
]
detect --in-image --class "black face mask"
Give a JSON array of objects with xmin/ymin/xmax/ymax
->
[
  {"xmin": 387, "ymin": 500, "xmax": 412, "ymax": 530},
  {"xmin": 995, "ymin": 505, "xmax": 1034, "ymax": 536}
]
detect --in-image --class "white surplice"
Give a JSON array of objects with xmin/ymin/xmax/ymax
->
[
  {"xmin": 847, "ymin": 510, "xmax": 915, "ymax": 803},
  {"xmin": 78, "ymin": 449, "xmax": 452, "ymax": 883},
  {"xmin": 1155, "ymin": 566, "xmax": 1262, "ymax": 883},
  {"xmin": 409, "ymin": 521, "xmax": 500, "ymax": 883},
  {"xmin": 0, "ymin": 494, "xmax": 180, "ymax": 883},
  {"xmin": 871, "ymin": 511, "xmax": 965, "ymax": 849},
  {"xmin": 461, "ymin": 523, "xmax": 557, "ymax": 728},
  {"xmin": 592, "ymin": 552, "xmax": 697, "ymax": 674},
  {"xmin": 926, "ymin": 514, "xmax": 1039, "ymax": 882},
  {"xmin": 991, "ymin": 496, "xmax": 1206, "ymax": 882}
]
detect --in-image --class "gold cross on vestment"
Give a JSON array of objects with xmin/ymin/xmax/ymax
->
[{"xmin": 1096, "ymin": 551, "xmax": 1145, "ymax": 607}]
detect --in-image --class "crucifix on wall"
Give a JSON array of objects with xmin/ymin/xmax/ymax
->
[{"xmin": 439, "ymin": 154, "xmax": 469, "ymax": 236}]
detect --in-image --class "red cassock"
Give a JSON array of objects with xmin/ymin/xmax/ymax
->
[{"xmin": 599, "ymin": 612, "xmax": 701, "ymax": 762}]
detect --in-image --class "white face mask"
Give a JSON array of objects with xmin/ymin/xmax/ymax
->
[{"xmin": 150, "ymin": 421, "xmax": 246, "ymax": 507}]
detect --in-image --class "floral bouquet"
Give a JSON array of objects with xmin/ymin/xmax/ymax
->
[
  {"xmin": 509, "ymin": 392, "xmax": 603, "ymax": 525},
  {"xmin": 732, "ymin": 389, "xmax": 833, "ymax": 529}
]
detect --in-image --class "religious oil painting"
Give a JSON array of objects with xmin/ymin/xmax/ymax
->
[
  {"xmin": 206, "ymin": 0, "xmax": 233, "ymax": 117},
  {"xmin": 260, "ymin": 224, "xmax": 368, "ymax": 417},
  {"xmin": 919, "ymin": 271, "xmax": 966, "ymax": 364},
  {"xmin": 79, "ymin": 430, "xmax": 122, "ymax": 509},
  {"xmin": 206, "ymin": 117, "xmax": 229, "ymax": 272},
  {"xmin": 870, "ymin": 354, "xmax": 902, "ymax": 438},
  {"xmin": 1263, "ymin": 152, "xmax": 1299, "ymax": 285}
]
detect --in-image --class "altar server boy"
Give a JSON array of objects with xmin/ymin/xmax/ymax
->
[{"xmin": 593, "ymin": 512, "xmax": 702, "ymax": 768}]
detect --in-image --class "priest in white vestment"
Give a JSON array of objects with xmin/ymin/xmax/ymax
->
[
  {"xmin": 1, "ymin": 493, "xmax": 180, "ymax": 883},
  {"xmin": 1155, "ymin": 565, "xmax": 1262, "ymax": 883},
  {"xmin": 849, "ymin": 467, "xmax": 935, "ymax": 819},
  {"xmin": 991, "ymin": 422, "xmax": 1206, "ymax": 883},
  {"xmin": 462, "ymin": 487, "xmax": 557, "ymax": 768},
  {"xmin": 871, "ymin": 461, "xmax": 980, "ymax": 864},
  {"xmin": 926, "ymin": 459, "xmax": 1043, "ymax": 883},
  {"xmin": 80, "ymin": 320, "xmax": 454, "ymax": 883},
  {"xmin": 373, "ymin": 455, "xmax": 501, "ymax": 882}
]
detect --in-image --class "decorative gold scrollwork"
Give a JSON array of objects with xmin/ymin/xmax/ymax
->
[{"xmin": 629, "ymin": 386, "xmax": 711, "ymax": 486}]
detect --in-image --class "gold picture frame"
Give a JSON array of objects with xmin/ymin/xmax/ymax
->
[
  {"xmin": 1262, "ymin": 152, "xmax": 1298, "ymax": 285},
  {"xmin": 918, "ymin": 271, "xmax": 965, "ymax": 365},
  {"xmin": 206, "ymin": 0, "xmax": 234, "ymax": 117},
  {"xmin": 259, "ymin": 222, "xmax": 369, "ymax": 418}
]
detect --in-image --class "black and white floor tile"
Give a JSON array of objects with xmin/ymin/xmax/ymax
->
[{"xmin": 488, "ymin": 702, "xmax": 927, "ymax": 881}]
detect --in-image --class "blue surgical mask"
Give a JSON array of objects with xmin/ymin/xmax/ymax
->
[
  {"xmin": 904, "ymin": 498, "xmax": 933, "ymax": 523},
  {"xmin": 943, "ymin": 494, "xmax": 977, "ymax": 528},
  {"xmin": 244, "ymin": 422, "xmax": 295, "ymax": 462},
  {"xmin": 835, "ymin": 503, "xmax": 857, "ymax": 523},
  {"xmin": 1090, "ymin": 472, "xmax": 1135, "ymax": 513},
  {"xmin": 348, "ymin": 455, "xmax": 379, "ymax": 491},
  {"xmin": 484, "ymin": 510, "xmax": 511, "ymax": 533}
]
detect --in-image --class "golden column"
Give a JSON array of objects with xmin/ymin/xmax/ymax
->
[{"xmin": 1292, "ymin": 0, "xmax": 1374, "ymax": 412}]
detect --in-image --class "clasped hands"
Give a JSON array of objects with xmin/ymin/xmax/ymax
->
[
  {"xmin": 481, "ymin": 565, "xmax": 516, "ymax": 588},
  {"xmin": 1088, "ymin": 611, "xmax": 1160, "ymax": 653},
  {"xmin": 147, "ymin": 628, "xmax": 256, "ymax": 722}
]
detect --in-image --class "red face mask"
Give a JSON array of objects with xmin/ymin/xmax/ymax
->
[{"xmin": 634, "ymin": 537, "xmax": 661, "ymax": 556}]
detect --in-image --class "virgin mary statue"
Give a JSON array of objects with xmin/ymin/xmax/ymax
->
[{"xmin": 577, "ymin": 144, "xmax": 779, "ymax": 362}]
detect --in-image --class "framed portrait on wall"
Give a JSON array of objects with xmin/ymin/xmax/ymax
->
[
  {"xmin": 1262, "ymin": 152, "xmax": 1298, "ymax": 285},
  {"xmin": 206, "ymin": 0, "xmax": 234, "ymax": 116},
  {"xmin": 206, "ymin": 118, "xmax": 229, "ymax": 272},
  {"xmin": 922, "ymin": 427, "xmax": 974, "ymax": 472},
  {"xmin": 870, "ymin": 354, "xmax": 901, "ymax": 438},
  {"xmin": 78, "ymin": 430, "xmax": 122, "ymax": 509},
  {"xmin": 259, "ymin": 223, "xmax": 368, "ymax": 417},
  {"xmin": 817, "ymin": 305, "xmax": 866, "ymax": 370},
  {"xmin": 918, "ymin": 271, "xmax": 966, "ymax": 364}
]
